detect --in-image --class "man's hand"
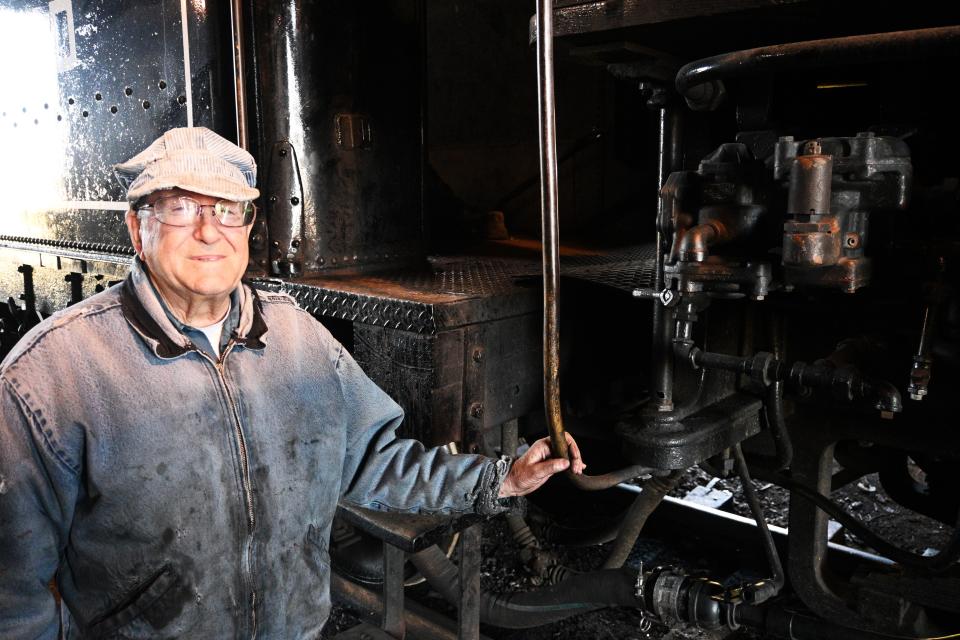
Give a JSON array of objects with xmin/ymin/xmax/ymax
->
[{"xmin": 498, "ymin": 433, "xmax": 585, "ymax": 498}]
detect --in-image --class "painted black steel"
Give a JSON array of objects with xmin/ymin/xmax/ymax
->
[
  {"xmin": 251, "ymin": 0, "xmax": 425, "ymax": 276},
  {"xmin": 0, "ymin": 0, "xmax": 236, "ymax": 248},
  {"xmin": 677, "ymin": 26, "xmax": 960, "ymax": 108}
]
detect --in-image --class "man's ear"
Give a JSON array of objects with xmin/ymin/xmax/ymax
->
[{"xmin": 125, "ymin": 210, "xmax": 144, "ymax": 259}]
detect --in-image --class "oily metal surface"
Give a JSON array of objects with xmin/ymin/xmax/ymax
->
[{"xmin": 254, "ymin": 244, "xmax": 657, "ymax": 333}]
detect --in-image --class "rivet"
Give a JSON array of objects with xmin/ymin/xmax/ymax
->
[
  {"xmin": 94, "ymin": 92, "xmax": 102, "ymax": 101},
  {"xmin": 470, "ymin": 402, "xmax": 483, "ymax": 418},
  {"xmin": 177, "ymin": 95, "xmax": 187, "ymax": 104},
  {"xmin": 124, "ymin": 87, "xmax": 133, "ymax": 96},
  {"xmin": 110, "ymin": 105, "xmax": 118, "ymax": 114},
  {"xmin": 67, "ymin": 97, "xmax": 75, "ymax": 105},
  {"xmin": 279, "ymin": 148, "xmax": 287, "ymax": 156},
  {"xmin": 472, "ymin": 348, "xmax": 483, "ymax": 363},
  {"xmin": 81, "ymin": 110, "xmax": 89, "ymax": 117},
  {"xmin": 290, "ymin": 196, "xmax": 300, "ymax": 206},
  {"xmin": 158, "ymin": 80, "xmax": 167, "ymax": 90},
  {"xmin": 142, "ymin": 100, "xmax": 151, "ymax": 109}
]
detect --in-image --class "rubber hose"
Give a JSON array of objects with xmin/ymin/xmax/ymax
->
[
  {"xmin": 734, "ymin": 602, "xmax": 927, "ymax": 640},
  {"xmin": 602, "ymin": 471, "xmax": 683, "ymax": 569},
  {"xmin": 409, "ymin": 544, "xmax": 639, "ymax": 629}
]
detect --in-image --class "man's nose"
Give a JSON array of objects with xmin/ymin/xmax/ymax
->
[{"xmin": 193, "ymin": 207, "xmax": 223, "ymax": 243}]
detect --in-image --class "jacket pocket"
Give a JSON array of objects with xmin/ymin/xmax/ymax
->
[
  {"xmin": 304, "ymin": 524, "xmax": 331, "ymax": 574},
  {"xmin": 85, "ymin": 565, "xmax": 185, "ymax": 639}
]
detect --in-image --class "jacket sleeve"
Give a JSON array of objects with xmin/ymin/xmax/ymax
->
[
  {"xmin": 334, "ymin": 344, "xmax": 513, "ymax": 515},
  {"xmin": 0, "ymin": 379, "xmax": 79, "ymax": 640}
]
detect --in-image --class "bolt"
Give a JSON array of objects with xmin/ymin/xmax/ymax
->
[
  {"xmin": 472, "ymin": 348, "xmax": 483, "ymax": 363},
  {"xmin": 470, "ymin": 403, "xmax": 483, "ymax": 419}
]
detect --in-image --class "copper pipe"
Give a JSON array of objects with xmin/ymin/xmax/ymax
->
[
  {"xmin": 535, "ymin": 0, "xmax": 651, "ymax": 490},
  {"xmin": 229, "ymin": 0, "xmax": 248, "ymax": 149}
]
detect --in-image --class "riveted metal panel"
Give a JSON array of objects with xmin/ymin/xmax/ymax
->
[{"xmin": 0, "ymin": 0, "xmax": 235, "ymax": 249}]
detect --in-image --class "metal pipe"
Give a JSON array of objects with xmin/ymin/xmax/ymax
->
[
  {"xmin": 650, "ymin": 105, "xmax": 684, "ymax": 413},
  {"xmin": 677, "ymin": 222, "xmax": 720, "ymax": 262},
  {"xmin": 229, "ymin": 0, "xmax": 248, "ymax": 149},
  {"xmin": 732, "ymin": 444, "xmax": 785, "ymax": 603},
  {"xmin": 536, "ymin": 0, "xmax": 567, "ymax": 462},
  {"xmin": 676, "ymin": 26, "xmax": 960, "ymax": 110},
  {"xmin": 754, "ymin": 468, "xmax": 960, "ymax": 572},
  {"xmin": 535, "ymin": 0, "xmax": 651, "ymax": 490},
  {"xmin": 331, "ymin": 571, "xmax": 490, "ymax": 640},
  {"xmin": 764, "ymin": 381, "xmax": 793, "ymax": 470}
]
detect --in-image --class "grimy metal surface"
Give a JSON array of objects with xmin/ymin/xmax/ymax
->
[
  {"xmin": 253, "ymin": 248, "xmax": 658, "ymax": 334},
  {"xmin": 252, "ymin": 0, "xmax": 425, "ymax": 277},
  {"xmin": 0, "ymin": 0, "xmax": 236, "ymax": 249}
]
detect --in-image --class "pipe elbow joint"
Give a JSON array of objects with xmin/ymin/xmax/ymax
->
[{"xmin": 678, "ymin": 223, "xmax": 720, "ymax": 262}]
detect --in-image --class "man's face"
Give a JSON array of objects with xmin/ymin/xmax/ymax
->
[{"xmin": 126, "ymin": 187, "xmax": 254, "ymax": 308}]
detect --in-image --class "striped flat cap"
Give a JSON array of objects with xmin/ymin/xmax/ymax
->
[{"xmin": 113, "ymin": 127, "xmax": 260, "ymax": 204}]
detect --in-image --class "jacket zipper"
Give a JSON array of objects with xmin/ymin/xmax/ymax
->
[{"xmin": 199, "ymin": 342, "xmax": 257, "ymax": 637}]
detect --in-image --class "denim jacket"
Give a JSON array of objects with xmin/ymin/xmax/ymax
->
[{"xmin": 0, "ymin": 260, "xmax": 509, "ymax": 639}]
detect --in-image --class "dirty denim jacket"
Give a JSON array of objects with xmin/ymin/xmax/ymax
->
[{"xmin": 0, "ymin": 260, "xmax": 509, "ymax": 639}]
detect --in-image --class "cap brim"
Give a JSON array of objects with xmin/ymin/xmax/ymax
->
[{"xmin": 126, "ymin": 172, "xmax": 260, "ymax": 205}]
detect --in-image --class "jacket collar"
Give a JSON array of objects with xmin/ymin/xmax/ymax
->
[{"xmin": 120, "ymin": 258, "xmax": 268, "ymax": 359}]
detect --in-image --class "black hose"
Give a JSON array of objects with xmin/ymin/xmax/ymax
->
[
  {"xmin": 409, "ymin": 544, "xmax": 639, "ymax": 629},
  {"xmin": 732, "ymin": 445, "xmax": 785, "ymax": 603},
  {"xmin": 754, "ymin": 469, "xmax": 960, "ymax": 572},
  {"xmin": 602, "ymin": 471, "xmax": 683, "ymax": 569},
  {"xmin": 733, "ymin": 602, "xmax": 935, "ymax": 640}
]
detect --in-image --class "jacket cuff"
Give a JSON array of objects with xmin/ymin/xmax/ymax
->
[{"xmin": 473, "ymin": 456, "xmax": 524, "ymax": 516}]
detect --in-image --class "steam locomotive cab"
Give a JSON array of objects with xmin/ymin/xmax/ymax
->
[{"xmin": 1, "ymin": 1, "xmax": 958, "ymax": 638}]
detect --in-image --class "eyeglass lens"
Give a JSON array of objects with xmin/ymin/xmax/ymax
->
[{"xmin": 146, "ymin": 196, "xmax": 255, "ymax": 227}]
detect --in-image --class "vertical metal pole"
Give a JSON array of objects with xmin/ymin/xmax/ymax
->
[
  {"xmin": 534, "ymin": 1, "xmax": 652, "ymax": 490},
  {"xmin": 382, "ymin": 543, "xmax": 406, "ymax": 638},
  {"xmin": 536, "ymin": 0, "xmax": 569, "ymax": 461},
  {"xmin": 651, "ymin": 105, "xmax": 676, "ymax": 412},
  {"xmin": 458, "ymin": 524, "xmax": 481, "ymax": 640},
  {"xmin": 229, "ymin": 0, "xmax": 248, "ymax": 149}
]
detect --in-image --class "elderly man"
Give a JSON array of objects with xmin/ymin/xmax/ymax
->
[{"xmin": 0, "ymin": 127, "xmax": 583, "ymax": 639}]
